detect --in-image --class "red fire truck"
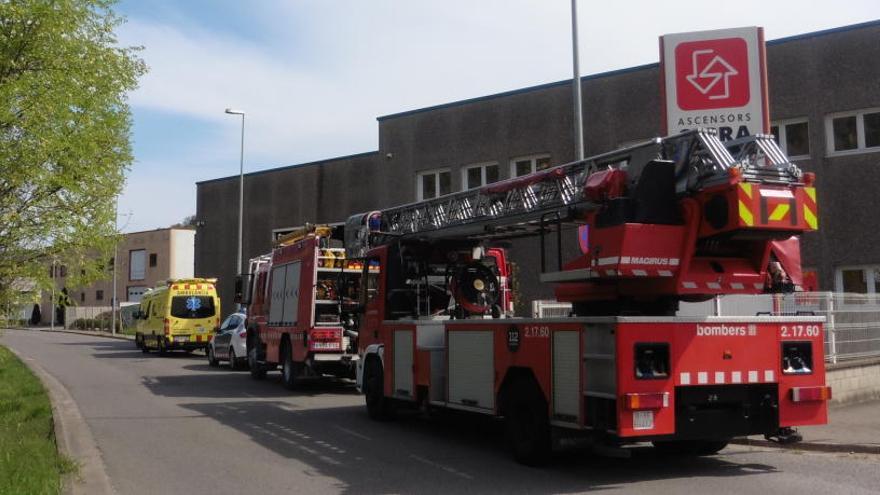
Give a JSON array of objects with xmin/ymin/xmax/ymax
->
[
  {"xmin": 241, "ymin": 225, "xmax": 365, "ymax": 387},
  {"xmin": 344, "ymin": 129, "xmax": 829, "ymax": 464}
]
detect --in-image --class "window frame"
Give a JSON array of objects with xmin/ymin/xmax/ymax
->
[
  {"xmin": 129, "ymin": 249, "xmax": 146, "ymax": 281},
  {"xmin": 415, "ymin": 168, "xmax": 452, "ymax": 201},
  {"xmin": 834, "ymin": 265, "xmax": 880, "ymax": 294},
  {"xmin": 461, "ymin": 161, "xmax": 499, "ymax": 190},
  {"xmin": 825, "ymin": 107, "xmax": 880, "ymax": 157},
  {"xmin": 509, "ymin": 154, "xmax": 551, "ymax": 178},
  {"xmin": 770, "ymin": 117, "xmax": 811, "ymax": 160}
]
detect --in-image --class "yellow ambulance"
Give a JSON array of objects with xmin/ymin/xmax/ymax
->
[{"xmin": 134, "ymin": 278, "xmax": 221, "ymax": 355}]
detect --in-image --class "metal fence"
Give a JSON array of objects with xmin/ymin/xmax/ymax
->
[{"xmin": 532, "ymin": 292, "xmax": 880, "ymax": 363}]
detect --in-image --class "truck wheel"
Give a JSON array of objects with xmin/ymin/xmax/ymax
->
[
  {"xmin": 157, "ymin": 337, "xmax": 166, "ymax": 356},
  {"xmin": 280, "ymin": 342, "xmax": 301, "ymax": 390},
  {"xmin": 248, "ymin": 343, "xmax": 266, "ymax": 380},
  {"xmin": 135, "ymin": 333, "xmax": 143, "ymax": 349},
  {"xmin": 652, "ymin": 439, "xmax": 730, "ymax": 456},
  {"xmin": 207, "ymin": 346, "xmax": 219, "ymax": 367},
  {"xmin": 364, "ymin": 358, "xmax": 393, "ymax": 420},
  {"xmin": 504, "ymin": 380, "xmax": 551, "ymax": 466}
]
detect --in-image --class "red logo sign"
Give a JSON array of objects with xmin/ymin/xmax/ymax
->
[{"xmin": 674, "ymin": 37, "xmax": 750, "ymax": 110}]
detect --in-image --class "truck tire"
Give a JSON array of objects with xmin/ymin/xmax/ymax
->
[
  {"xmin": 157, "ymin": 336, "xmax": 167, "ymax": 356},
  {"xmin": 364, "ymin": 358, "xmax": 393, "ymax": 420},
  {"xmin": 207, "ymin": 346, "xmax": 219, "ymax": 367},
  {"xmin": 280, "ymin": 341, "xmax": 301, "ymax": 390},
  {"xmin": 248, "ymin": 343, "xmax": 266, "ymax": 380},
  {"xmin": 504, "ymin": 379, "xmax": 551, "ymax": 466},
  {"xmin": 652, "ymin": 439, "xmax": 729, "ymax": 456}
]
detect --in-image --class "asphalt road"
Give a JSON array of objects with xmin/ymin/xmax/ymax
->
[{"xmin": 2, "ymin": 328, "xmax": 878, "ymax": 495}]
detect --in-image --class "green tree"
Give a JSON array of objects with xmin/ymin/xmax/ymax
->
[{"xmin": 0, "ymin": 0, "xmax": 145, "ymax": 309}]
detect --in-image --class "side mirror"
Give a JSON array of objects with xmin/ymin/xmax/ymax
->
[{"xmin": 234, "ymin": 273, "xmax": 253, "ymax": 305}]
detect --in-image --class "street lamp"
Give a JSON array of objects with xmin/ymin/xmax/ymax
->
[
  {"xmin": 570, "ymin": 0, "xmax": 585, "ymax": 161},
  {"xmin": 225, "ymin": 108, "xmax": 246, "ymax": 309}
]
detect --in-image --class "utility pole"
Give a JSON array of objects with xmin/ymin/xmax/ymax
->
[{"xmin": 571, "ymin": 0, "xmax": 585, "ymax": 160}]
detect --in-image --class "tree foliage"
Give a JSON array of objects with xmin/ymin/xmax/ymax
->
[{"xmin": 0, "ymin": 0, "xmax": 145, "ymax": 308}]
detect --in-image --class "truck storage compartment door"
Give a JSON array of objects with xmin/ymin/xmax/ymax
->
[
  {"xmin": 393, "ymin": 330, "xmax": 414, "ymax": 399},
  {"xmin": 282, "ymin": 262, "xmax": 301, "ymax": 325},
  {"xmin": 552, "ymin": 330, "xmax": 580, "ymax": 423},
  {"xmin": 448, "ymin": 330, "xmax": 494, "ymax": 410}
]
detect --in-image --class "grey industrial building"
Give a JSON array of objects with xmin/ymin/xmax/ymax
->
[{"xmin": 196, "ymin": 20, "xmax": 880, "ymax": 316}]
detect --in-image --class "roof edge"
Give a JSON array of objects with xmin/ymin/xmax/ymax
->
[
  {"xmin": 196, "ymin": 150, "xmax": 379, "ymax": 186},
  {"xmin": 377, "ymin": 62, "xmax": 659, "ymax": 122}
]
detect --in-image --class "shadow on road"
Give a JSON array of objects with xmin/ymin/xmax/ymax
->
[
  {"xmin": 178, "ymin": 400, "xmax": 777, "ymax": 494},
  {"xmin": 142, "ymin": 371, "xmax": 359, "ymax": 399}
]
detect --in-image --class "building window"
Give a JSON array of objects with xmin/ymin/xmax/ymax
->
[
  {"xmin": 510, "ymin": 154, "xmax": 551, "ymax": 178},
  {"xmin": 416, "ymin": 169, "xmax": 451, "ymax": 200},
  {"xmin": 149, "ymin": 253, "xmax": 157, "ymax": 267},
  {"xmin": 462, "ymin": 162, "xmax": 499, "ymax": 190},
  {"xmin": 835, "ymin": 266, "xmax": 880, "ymax": 293},
  {"xmin": 770, "ymin": 118, "xmax": 810, "ymax": 159},
  {"xmin": 825, "ymin": 108, "xmax": 880, "ymax": 155},
  {"xmin": 129, "ymin": 249, "xmax": 146, "ymax": 280},
  {"xmin": 96, "ymin": 290, "xmax": 104, "ymax": 301}
]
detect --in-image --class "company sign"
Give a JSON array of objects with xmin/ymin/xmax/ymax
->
[{"xmin": 660, "ymin": 27, "xmax": 768, "ymax": 140}]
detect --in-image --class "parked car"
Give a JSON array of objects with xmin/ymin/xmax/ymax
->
[{"xmin": 207, "ymin": 312, "xmax": 248, "ymax": 369}]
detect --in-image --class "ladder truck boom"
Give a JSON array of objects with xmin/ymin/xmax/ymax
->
[{"xmin": 346, "ymin": 128, "xmax": 815, "ymax": 312}]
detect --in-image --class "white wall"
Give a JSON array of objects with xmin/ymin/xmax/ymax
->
[{"xmin": 169, "ymin": 229, "xmax": 195, "ymax": 279}]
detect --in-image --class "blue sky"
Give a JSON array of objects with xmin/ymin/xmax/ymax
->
[{"xmin": 114, "ymin": 1, "xmax": 880, "ymax": 232}]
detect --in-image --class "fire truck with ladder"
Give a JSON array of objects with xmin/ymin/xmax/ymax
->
[{"xmin": 339, "ymin": 128, "xmax": 829, "ymax": 465}]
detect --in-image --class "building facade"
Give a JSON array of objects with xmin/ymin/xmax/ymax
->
[
  {"xmin": 196, "ymin": 21, "xmax": 880, "ymax": 316},
  {"xmin": 42, "ymin": 228, "xmax": 195, "ymax": 323}
]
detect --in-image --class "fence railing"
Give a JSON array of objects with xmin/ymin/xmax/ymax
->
[{"xmin": 532, "ymin": 292, "xmax": 880, "ymax": 363}]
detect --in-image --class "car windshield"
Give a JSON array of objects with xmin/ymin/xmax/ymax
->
[{"xmin": 170, "ymin": 295, "xmax": 215, "ymax": 319}]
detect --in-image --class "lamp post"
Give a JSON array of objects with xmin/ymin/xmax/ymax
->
[
  {"xmin": 570, "ymin": 0, "xmax": 585, "ymax": 161},
  {"xmin": 225, "ymin": 108, "xmax": 246, "ymax": 309}
]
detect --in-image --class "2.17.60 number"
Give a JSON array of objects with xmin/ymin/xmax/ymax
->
[
  {"xmin": 523, "ymin": 325, "xmax": 550, "ymax": 338},
  {"xmin": 780, "ymin": 325, "xmax": 820, "ymax": 338}
]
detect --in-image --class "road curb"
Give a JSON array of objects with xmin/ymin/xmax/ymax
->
[
  {"xmin": 7, "ymin": 347, "xmax": 117, "ymax": 495},
  {"xmin": 732, "ymin": 437, "xmax": 880, "ymax": 455},
  {"xmin": 26, "ymin": 327, "xmax": 134, "ymax": 341}
]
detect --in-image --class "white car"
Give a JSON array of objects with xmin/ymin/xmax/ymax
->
[{"xmin": 207, "ymin": 312, "xmax": 248, "ymax": 369}]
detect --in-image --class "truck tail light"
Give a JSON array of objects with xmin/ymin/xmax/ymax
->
[
  {"xmin": 634, "ymin": 343, "xmax": 670, "ymax": 379},
  {"xmin": 791, "ymin": 386, "xmax": 831, "ymax": 403},
  {"xmin": 164, "ymin": 318, "xmax": 170, "ymax": 335},
  {"xmin": 782, "ymin": 342, "xmax": 813, "ymax": 374},
  {"xmin": 624, "ymin": 392, "xmax": 669, "ymax": 411}
]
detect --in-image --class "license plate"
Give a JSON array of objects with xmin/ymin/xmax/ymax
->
[
  {"xmin": 197, "ymin": 327, "xmax": 205, "ymax": 333},
  {"xmin": 174, "ymin": 336, "xmax": 189, "ymax": 343},
  {"xmin": 312, "ymin": 342, "xmax": 340, "ymax": 350}
]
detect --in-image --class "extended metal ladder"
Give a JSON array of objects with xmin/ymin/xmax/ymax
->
[{"xmin": 345, "ymin": 129, "xmax": 799, "ymax": 257}]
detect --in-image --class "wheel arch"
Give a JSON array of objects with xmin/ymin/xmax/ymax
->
[{"xmin": 497, "ymin": 366, "xmax": 546, "ymax": 417}]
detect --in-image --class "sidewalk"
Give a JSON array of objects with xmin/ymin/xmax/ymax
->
[
  {"xmin": 736, "ymin": 400, "xmax": 880, "ymax": 454},
  {"xmin": 14, "ymin": 326, "xmax": 135, "ymax": 341}
]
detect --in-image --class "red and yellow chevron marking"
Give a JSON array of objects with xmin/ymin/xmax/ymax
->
[
  {"xmin": 738, "ymin": 183, "xmax": 754, "ymax": 227},
  {"xmin": 802, "ymin": 186, "xmax": 818, "ymax": 230}
]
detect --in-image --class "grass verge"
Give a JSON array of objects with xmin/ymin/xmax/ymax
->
[{"xmin": 0, "ymin": 345, "xmax": 75, "ymax": 495}]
